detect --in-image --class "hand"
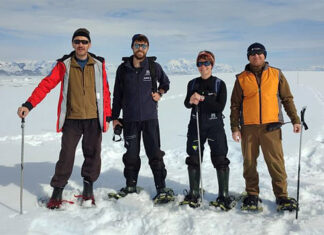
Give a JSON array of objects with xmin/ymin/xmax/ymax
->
[
  {"xmin": 293, "ymin": 123, "xmax": 301, "ymax": 133},
  {"xmin": 17, "ymin": 106, "xmax": 29, "ymax": 118},
  {"xmin": 232, "ymin": 131, "xmax": 241, "ymax": 142},
  {"xmin": 152, "ymin": 92, "xmax": 162, "ymax": 102},
  {"xmin": 106, "ymin": 122, "xmax": 110, "ymax": 130},
  {"xmin": 189, "ymin": 92, "xmax": 203, "ymax": 105},
  {"xmin": 113, "ymin": 119, "xmax": 122, "ymax": 129}
]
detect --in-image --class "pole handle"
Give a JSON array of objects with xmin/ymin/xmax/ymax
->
[{"xmin": 300, "ymin": 106, "xmax": 308, "ymax": 130}]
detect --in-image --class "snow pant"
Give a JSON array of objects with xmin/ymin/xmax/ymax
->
[
  {"xmin": 50, "ymin": 119, "xmax": 102, "ymax": 188},
  {"xmin": 186, "ymin": 116, "xmax": 229, "ymax": 171},
  {"xmin": 241, "ymin": 124, "xmax": 288, "ymax": 198},
  {"xmin": 122, "ymin": 119, "xmax": 166, "ymax": 190}
]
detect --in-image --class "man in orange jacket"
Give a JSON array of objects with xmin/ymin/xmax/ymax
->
[
  {"xmin": 17, "ymin": 28, "xmax": 112, "ymax": 209},
  {"xmin": 230, "ymin": 42, "xmax": 301, "ymax": 211}
]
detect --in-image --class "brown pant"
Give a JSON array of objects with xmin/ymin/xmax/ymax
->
[
  {"xmin": 241, "ymin": 125, "xmax": 287, "ymax": 198},
  {"xmin": 50, "ymin": 119, "xmax": 102, "ymax": 188}
]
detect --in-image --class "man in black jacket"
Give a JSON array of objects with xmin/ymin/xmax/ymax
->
[
  {"xmin": 180, "ymin": 51, "xmax": 234, "ymax": 210},
  {"xmin": 111, "ymin": 34, "xmax": 173, "ymax": 203}
]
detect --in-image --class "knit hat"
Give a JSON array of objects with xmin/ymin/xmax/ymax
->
[
  {"xmin": 247, "ymin": 42, "xmax": 267, "ymax": 59},
  {"xmin": 72, "ymin": 28, "xmax": 91, "ymax": 42},
  {"xmin": 131, "ymin": 34, "xmax": 149, "ymax": 48},
  {"xmin": 196, "ymin": 50, "xmax": 215, "ymax": 67}
]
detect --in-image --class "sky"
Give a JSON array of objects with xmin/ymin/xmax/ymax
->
[{"xmin": 0, "ymin": 0, "xmax": 324, "ymax": 71}]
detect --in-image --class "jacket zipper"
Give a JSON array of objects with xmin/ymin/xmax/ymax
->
[
  {"xmin": 137, "ymin": 69, "xmax": 141, "ymax": 121},
  {"xmin": 258, "ymin": 71, "xmax": 263, "ymax": 124}
]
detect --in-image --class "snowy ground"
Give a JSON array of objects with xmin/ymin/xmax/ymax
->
[{"xmin": 0, "ymin": 71, "xmax": 323, "ymax": 235}]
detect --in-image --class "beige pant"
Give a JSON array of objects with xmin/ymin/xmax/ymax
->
[{"xmin": 241, "ymin": 124, "xmax": 287, "ymax": 198}]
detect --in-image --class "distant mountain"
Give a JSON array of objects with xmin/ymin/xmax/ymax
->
[
  {"xmin": 163, "ymin": 59, "xmax": 235, "ymax": 74},
  {"xmin": 0, "ymin": 59, "xmax": 236, "ymax": 76},
  {"xmin": 0, "ymin": 60, "xmax": 56, "ymax": 76},
  {"xmin": 309, "ymin": 65, "xmax": 324, "ymax": 71},
  {"xmin": 4, "ymin": 59, "xmax": 323, "ymax": 76},
  {"xmin": 0, "ymin": 60, "xmax": 117, "ymax": 76}
]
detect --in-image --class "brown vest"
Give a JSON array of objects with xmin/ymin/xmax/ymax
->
[{"xmin": 66, "ymin": 55, "xmax": 98, "ymax": 119}]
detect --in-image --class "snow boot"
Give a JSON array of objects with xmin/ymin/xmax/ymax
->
[
  {"xmin": 276, "ymin": 196, "xmax": 298, "ymax": 212},
  {"xmin": 82, "ymin": 180, "xmax": 95, "ymax": 206},
  {"xmin": 108, "ymin": 186, "xmax": 142, "ymax": 200},
  {"xmin": 179, "ymin": 168, "xmax": 201, "ymax": 208},
  {"xmin": 210, "ymin": 167, "xmax": 236, "ymax": 211},
  {"xmin": 153, "ymin": 187, "xmax": 175, "ymax": 204},
  {"xmin": 46, "ymin": 187, "xmax": 64, "ymax": 209},
  {"xmin": 241, "ymin": 194, "xmax": 263, "ymax": 211}
]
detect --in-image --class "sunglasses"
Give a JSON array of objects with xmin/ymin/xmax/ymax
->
[
  {"xmin": 73, "ymin": 40, "xmax": 89, "ymax": 45},
  {"xmin": 197, "ymin": 61, "xmax": 212, "ymax": 67},
  {"xmin": 249, "ymin": 50, "xmax": 264, "ymax": 56},
  {"xmin": 134, "ymin": 43, "xmax": 148, "ymax": 49}
]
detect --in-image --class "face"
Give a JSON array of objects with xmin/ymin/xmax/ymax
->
[
  {"xmin": 132, "ymin": 40, "xmax": 149, "ymax": 60},
  {"xmin": 72, "ymin": 36, "xmax": 91, "ymax": 59},
  {"xmin": 248, "ymin": 52, "xmax": 265, "ymax": 67},
  {"xmin": 197, "ymin": 59, "xmax": 212, "ymax": 79}
]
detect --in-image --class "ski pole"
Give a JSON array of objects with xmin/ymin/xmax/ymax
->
[
  {"xmin": 20, "ymin": 115, "xmax": 25, "ymax": 215},
  {"xmin": 296, "ymin": 106, "xmax": 308, "ymax": 220},
  {"xmin": 195, "ymin": 105, "xmax": 204, "ymax": 205}
]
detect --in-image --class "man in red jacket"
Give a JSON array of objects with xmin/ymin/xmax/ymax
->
[{"xmin": 17, "ymin": 28, "xmax": 112, "ymax": 209}]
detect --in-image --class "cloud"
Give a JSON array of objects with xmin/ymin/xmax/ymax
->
[{"xmin": 0, "ymin": 0, "xmax": 324, "ymax": 70}]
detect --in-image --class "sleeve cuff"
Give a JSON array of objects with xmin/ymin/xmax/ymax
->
[{"xmin": 22, "ymin": 102, "xmax": 33, "ymax": 111}]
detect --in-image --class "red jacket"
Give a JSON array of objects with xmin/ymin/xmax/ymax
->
[{"xmin": 24, "ymin": 52, "xmax": 112, "ymax": 132}]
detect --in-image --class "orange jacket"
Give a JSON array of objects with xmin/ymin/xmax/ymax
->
[{"xmin": 237, "ymin": 66, "xmax": 280, "ymax": 125}]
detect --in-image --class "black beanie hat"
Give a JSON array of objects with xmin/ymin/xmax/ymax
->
[
  {"xmin": 72, "ymin": 28, "xmax": 91, "ymax": 42},
  {"xmin": 247, "ymin": 42, "xmax": 267, "ymax": 59},
  {"xmin": 131, "ymin": 34, "xmax": 149, "ymax": 48}
]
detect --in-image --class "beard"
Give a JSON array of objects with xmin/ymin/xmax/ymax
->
[{"xmin": 134, "ymin": 50, "xmax": 146, "ymax": 60}]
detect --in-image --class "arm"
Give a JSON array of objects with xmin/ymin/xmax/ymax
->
[
  {"xmin": 156, "ymin": 63, "xmax": 170, "ymax": 93},
  {"xmin": 184, "ymin": 80, "xmax": 195, "ymax": 109},
  {"xmin": 278, "ymin": 71, "xmax": 301, "ymax": 133},
  {"xmin": 17, "ymin": 62, "xmax": 64, "ymax": 118},
  {"xmin": 102, "ymin": 60, "xmax": 112, "ymax": 130},
  {"xmin": 112, "ymin": 66, "xmax": 123, "ymax": 120},
  {"xmin": 152, "ymin": 63, "xmax": 170, "ymax": 101},
  {"xmin": 230, "ymin": 78, "xmax": 243, "ymax": 133}
]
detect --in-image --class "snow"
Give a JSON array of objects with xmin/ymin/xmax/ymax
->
[{"xmin": 0, "ymin": 71, "xmax": 324, "ymax": 235}]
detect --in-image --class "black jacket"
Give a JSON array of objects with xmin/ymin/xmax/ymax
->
[
  {"xmin": 184, "ymin": 76, "xmax": 227, "ymax": 122},
  {"xmin": 112, "ymin": 56, "xmax": 170, "ymax": 122}
]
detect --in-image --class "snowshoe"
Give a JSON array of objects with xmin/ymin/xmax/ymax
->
[
  {"xmin": 241, "ymin": 195, "xmax": 263, "ymax": 212},
  {"xmin": 108, "ymin": 186, "xmax": 143, "ymax": 200},
  {"xmin": 276, "ymin": 197, "xmax": 298, "ymax": 212},
  {"xmin": 74, "ymin": 195, "xmax": 96, "ymax": 207},
  {"xmin": 179, "ymin": 190, "xmax": 201, "ymax": 208},
  {"xmin": 210, "ymin": 195, "xmax": 236, "ymax": 211},
  {"xmin": 46, "ymin": 187, "xmax": 64, "ymax": 210},
  {"xmin": 38, "ymin": 197, "xmax": 74, "ymax": 210},
  {"xmin": 153, "ymin": 188, "xmax": 175, "ymax": 204},
  {"xmin": 80, "ymin": 180, "xmax": 96, "ymax": 206}
]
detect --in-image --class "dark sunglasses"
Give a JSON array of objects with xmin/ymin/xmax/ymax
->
[
  {"xmin": 134, "ymin": 43, "xmax": 148, "ymax": 49},
  {"xmin": 249, "ymin": 50, "xmax": 264, "ymax": 56},
  {"xmin": 197, "ymin": 61, "xmax": 211, "ymax": 67},
  {"xmin": 73, "ymin": 40, "xmax": 89, "ymax": 45}
]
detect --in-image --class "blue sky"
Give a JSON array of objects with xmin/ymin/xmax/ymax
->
[{"xmin": 0, "ymin": 0, "xmax": 324, "ymax": 71}]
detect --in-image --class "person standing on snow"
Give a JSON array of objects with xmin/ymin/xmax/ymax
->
[
  {"xmin": 180, "ymin": 51, "xmax": 234, "ymax": 210},
  {"xmin": 230, "ymin": 42, "xmax": 301, "ymax": 211},
  {"xmin": 17, "ymin": 28, "xmax": 112, "ymax": 209},
  {"xmin": 110, "ymin": 34, "xmax": 174, "ymax": 204}
]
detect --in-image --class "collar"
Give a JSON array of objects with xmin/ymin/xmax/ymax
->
[{"xmin": 70, "ymin": 53, "xmax": 95, "ymax": 67}]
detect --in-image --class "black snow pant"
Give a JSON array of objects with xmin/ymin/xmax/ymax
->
[
  {"xmin": 186, "ymin": 115, "xmax": 230, "ymax": 170},
  {"xmin": 50, "ymin": 119, "xmax": 102, "ymax": 188},
  {"xmin": 122, "ymin": 119, "xmax": 166, "ymax": 190}
]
